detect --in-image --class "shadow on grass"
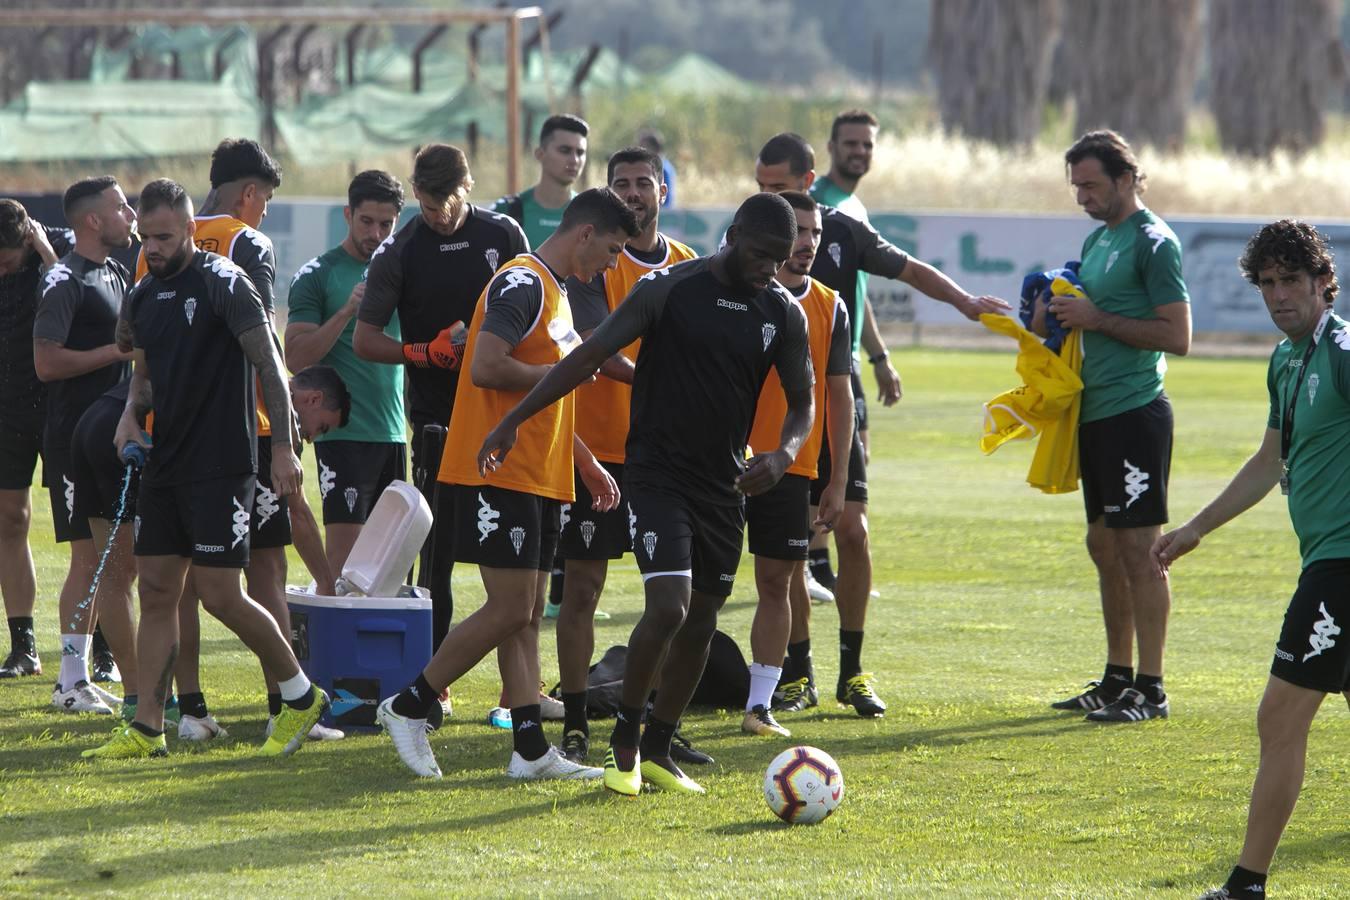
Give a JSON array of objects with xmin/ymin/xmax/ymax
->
[{"xmin": 707, "ymin": 819, "xmax": 785, "ymax": 836}]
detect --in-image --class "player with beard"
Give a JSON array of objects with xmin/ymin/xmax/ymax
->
[
  {"xmin": 85, "ymin": 178, "xmax": 329, "ymax": 759},
  {"xmin": 356, "ymin": 144, "xmax": 528, "ymax": 668},
  {"xmin": 0, "ymin": 200, "xmax": 69, "ymax": 679},
  {"xmin": 551, "ymin": 146, "xmax": 698, "ymax": 764},
  {"xmin": 755, "ymin": 132, "xmax": 1009, "ymax": 717},
  {"xmin": 475, "ymin": 192, "xmax": 814, "ymax": 796},
  {"xmin": 33, "ymin": 177, "xmax": 137, "ymax": 715}
]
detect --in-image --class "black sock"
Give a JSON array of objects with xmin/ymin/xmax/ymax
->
[
  {"xmin": 92, "ymin": 624, "xmax": 110, "ymax": 657},
  {"xmin": 179, "ymin": 692, "xmax": 209, "ymax": 719},
  {"xmin": 392, "ymin": 673, "xmax": 438, "ymax": 719},
  {"xmin": 283, "ymin": 685, "xmax": 316, "ymax": 711},
  {"xmin": 123, "ymin": 694, "xmax": 138, "ymax": 706},
  {"xmin": 130, "ymin": 721, "xmax": 162, "ymax": 738},
  {"xmin": 611, "ymin": 703, "xmax": 643, "ymax": 749},
  {"xmin": 510, "ymin": 704, "xmax": 549, "ymax": 761},
  {"xmin": 808, "ymin": 549, "xmax": 836, "ymax": 588},
  {"xmin": 1224, "ymin": 865, "xmax": 1267, "ymax": 895},
  {"xmin": 267, "ymin": 692, "xmax": 283, "ymax": 717},
  {"xmin": 562, "ymin": 690, "xmax": 588, "ymax": 733},
  {"xmin": 788, "ymin": 639, "xmax": 813, "ymax": 685},
  {"xmin": 839, "ymin": 629, "xmax": 864, "ymax": 679},
  {"xmin": 639, "ymin": 715, "xmax": 677, "ymax": 760},
  {"xmin": 8, "ymin": 616, "xmax": 34, "ymax": 653},
  {"xmin": 548, "ymin": 562, "xmax": 565, "ymax": 606},
  {"xmin": 1134, "ymin": 674, "xmax": 1165, "ymax": 704},
  {"xmin": 1103, "ymin": 664, "xmax": 1134, "ymax": 695}
]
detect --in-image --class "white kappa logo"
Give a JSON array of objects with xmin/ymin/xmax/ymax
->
[
  {"xmin": 206, "ymin": 256, "xmax": 243, "ymax": 293},
  {"xmin": 559, "ymin": 503, "xmax": 571, "ymax": 531},
  {"xmin": 230, "ymin": 496, "xmax": 250, "ymax": 548},
  {"xmin": 254, "ymin": 484, "xmax": 280, "ymax": 527},
  {"xmin": 580, "ymin": 520, "xmax": 597, "ymax": 548},
  {"xmin": 1140, "ymin": 221, "xmax": 1173, "ymax": 254},
  {"xmin": 827, "ymin": 243, "xmax": 841, "ymax": 268},
  {"xmin": 290, "ymin": 256, "xmax": 321, "ymax": 286},
  {"xmin": 1123, "ymin": 458, "xmax": 1150, "ymax": 509},
  {"xmin": 485, "ymin": 248, "xmax": 500, "ymax": 271},
  {"xmin": 509, "ymin": 526, "xmax": 526, "ymax": 555},
  {"xmin": 1304, "ymin": 602, "xmax": 1341, "ymax": 662},
  {"xmin": 627, "ymin": 503, "xmax": 637, "ymax": 544},
  {"xmin": 500, "ymin": 268, "xmax": 535, "ymax": 293},
  {"xmin": 318, "ymin": 461, "xmax": 336, "ymax": 499},
  {"xmin": 41, "ymin": 262, "xmax": 72, "ymax": 296},
  {"xmin": 62, "ymin": 475, "xmax": 75, "ymax": 520},
  {"xmin": 344, "ymin": 486, "xmax": 358, "ymax": 513},
  {"xmin": 642, "ymin": 530, "xmax": 658, "ymax": 559},
  {"xmin": 476, "ymin": 492, "xmax": 500, "ymax": 543},
  {"xmin": 1333, "ymin": 325, "xmax": 1350, "ymax": 352},
  {"xmin": 184, "ymin": 297, "xmax": 197, "ymax": 325},
  {"xmin": 761, "ymin": 323, "xmax": 777, "ymax": 351},
  {"xmin": 1308, "ymin": 372, "xmax": 1320, "ymax": 405}
]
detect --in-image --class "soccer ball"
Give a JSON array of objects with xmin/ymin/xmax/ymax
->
[{"xmin": 763, "ymin": 745, "xmax": 844, "ymax": 824}]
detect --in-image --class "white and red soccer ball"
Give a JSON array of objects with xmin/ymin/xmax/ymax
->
[{"xmin": 763, "ymin": 745, "xmax": 844, "ymax": 824}]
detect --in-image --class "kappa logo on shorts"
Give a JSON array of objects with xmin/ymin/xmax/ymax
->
[
  {"xmin": 580, "ymin": 519, "xmax": 597, "ymax": 549},
  {"xmin": 485, "ymin": 248, "xmax": 500, "ymax": 271},
  {"xmin": 642, "ymin": 530, "xmax": 657, "ymax": 559},
  {"xmin": 230, "ymin": 495, "xmax": 250, "ymax": 548},
  {"xmin": 761, "ymin": 323, "xmax": 777, "ymax": 351},
  {"xmin": 826, "ymin": 243, "xmax": 841, "ymax": 268},
  {"xmin": 318, "ymin": 461, "xmax": 336, "ymax": 499},
  {"xmin": 1304, "ymin": 602, "xmax": 1341, "ymax": 662},
  {"xmin": 476, "ymin": 492, "xmax": 500, "ymax": 543},
  {"xmin": 1123, "ymin": 458, "xmax": 1150, "ymax": 509},
  {"xmin": 559, "ymin": 503, "xmax": 571, "ymax": 531},
  {"xmin": 184, "ymin": 297, "xmax": 197, "ymax": 325},
  {"xmin": 627, "ymin": 503, "xmax": 637, "ymax": 543},
  {"xmin": 255, "ymin": 484, "xmax": 280, "ymax": 527},
  {"xmin": 62, "ymin": 475, "xmax": 75, "ymax": 520},
  {"xmin": 787, "ymin": 538, "xmax": 809, "ymax": 548},
  {"xmin": 509, "ymin": 526, "xmax": 526, "ymax": 556},
  {"xmin": 344, "ymin": 486, "xmax": 358, "ymax": 514}
]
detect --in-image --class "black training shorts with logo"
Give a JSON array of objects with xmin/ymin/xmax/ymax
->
[
  {"xmin": 811, "ymin": 429, "xmax": 868, "ymax": 506},
  {"xmin": 0, "ymin": 418, "xmax": 42, "ymax": 491},
  {"xmin": 43, "ymin": 444, "xmax": 92, "ymax": 543},
  {"xmin": 251, "ymin": 436, "xmax": 292, "ymax": 549},
  {"xmin": 1271, "ymin": 558, "xmax": 1350, "ymax": 693},
  {"xmin": 452, "ymin": 483, "xmax": 560, "ymax": 572},
  {"xmin": 70, "ymin": 392, "xmax": 138, "ymax": 524},
  {"xmin": 558, "ymin": 461, "xmax": 631, "ymax": 561},
  {"xmin": 626, "ymin": 479, "xmax": 745, "ymax": 598},
  {"xmin": 134, "ymin": 473, "xmax": 256, "ymax": 568},
  {"xmin": 315, "ymin": 440, "xmax": 407, "ymax": 526},
  {"xmin": 746, "ymin": 474, "xmax": 811, "ymax": 561},
  {"xmin": 1078, "ymin": 392, "xmax": 1172, "ymax": 528}
]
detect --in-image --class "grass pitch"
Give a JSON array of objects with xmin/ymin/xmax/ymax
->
[{"xmin": 1, "ymin": 348, "xmax": 1346, "ymax": 898}]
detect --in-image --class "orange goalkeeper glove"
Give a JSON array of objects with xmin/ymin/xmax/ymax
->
[{"xmin": 403, "ymin": 321, "xmax": 467, "ymax": 370}]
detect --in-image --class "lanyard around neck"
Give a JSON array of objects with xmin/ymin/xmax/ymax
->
[{"xmin": 1280, "ymin": 309, "xmax": 1333, "ymax": 481}]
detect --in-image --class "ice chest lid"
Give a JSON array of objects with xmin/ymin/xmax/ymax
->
[{"xmin": 286, "ymin": 585, "xmax": 431, "ymax": 611}]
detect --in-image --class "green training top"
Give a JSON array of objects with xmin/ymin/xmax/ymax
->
[
  {"xmin": 490, "ymin": 186, "xmax": 573, "ymax": 249},
  {"xmin": 811, "ymin": 174, "xmax": 870, "ymax": 355},
  {"xmin": 287, "ymin": 244, "xmax": 405, "ymax": 444},
  {"xmin": 1266, "ymin": 311, "xmax": 1350, "ymax": 566},
  {"xmin": 1076, "ymin": 208, "xmax": 1189, "ymax": 423}
]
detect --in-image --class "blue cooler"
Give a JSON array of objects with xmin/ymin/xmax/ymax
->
[{"xmin": 286, "ymin": 586, "xmax": 432, "ymax": 731}]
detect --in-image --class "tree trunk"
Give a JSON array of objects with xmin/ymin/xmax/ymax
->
[
  {"xmin": 1062, "ymin": 0, "xmax": 1202, "ymax": 151},
  {"xmin": 1209, "ymin": 0, "xmax": 1345, "ymax": 156},
  {"xmin": 927, "ymin": 0, "xmax": 1063, "ymax": 146}
]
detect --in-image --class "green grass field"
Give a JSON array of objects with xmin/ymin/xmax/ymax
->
[{"xmin": 1, "ymin": 348, "xmax": 1346, "ymax": 899}]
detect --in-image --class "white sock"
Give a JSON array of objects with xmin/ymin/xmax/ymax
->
[
  {"xmin": 59, "ymin": 633, "xmax": 92, "ymax": 690},
  {"xmin": 747, "ymin": 663, "xmax": 783, "ymax": 711},
  {"xmin": 277, "ymin": 671, "xmax": 313, "ymax": 703}
]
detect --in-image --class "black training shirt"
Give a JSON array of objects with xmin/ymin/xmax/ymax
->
[
  {"xmin": 810, "ymin": 205, "xmax": 909, "ymax": 345},
  {"xmin": 0, "ymin": 224, "xmax": 73, "ymax": 428}
]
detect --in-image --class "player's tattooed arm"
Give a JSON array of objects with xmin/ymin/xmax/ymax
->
[
  {"xmin": 114, "ymin": 362, "xmax": 153, "ymax": 459},
  {"xmin": 238, "ymin": 323, "xmax": 304, "ymax": 495}
]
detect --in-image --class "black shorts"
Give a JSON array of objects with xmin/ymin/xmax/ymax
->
[
  {"xmin": 134, "ymin": 473, "xmax": 255, "ymax": 567},
  {"xmin": 43, "ymin": 443, "xmax": 92, "ymax": 543},
  {"xmin": 452, "ymin": 483, "xmax": 560, "ymax": 572},
  {"xmin": 252, "ymin": 436, "xmax": 292, "ymax": 549},
  {"xmin": 851, "ymin": 361, "xmax": 869, "ymax": 433},
  {"xmin": 746, "ymin": 474, "xmax": 811, "ymax": 561},
  {"xmin": 1079, "ymin": 392, "xmax": 1172, "ymax": 527},
  {"xmin": 1271, "ymin": 559, "xmax": 1350, "ymax": 693},
  {"xmin": 0, "ymin": 418, "xmax": 42, "ymax": 491},
  {"xmin": 70, "ymin": 395, "xmax": 138, "ymax": 524},
  {"xmin": 625, "ymin": 479, "xmax": 745, "ymax": 598},
  {"xmin": 558, "ymin": 461, "xmax": 631, "ymax": 560},
  {"xmin": 315, "ymin": 440, "xmax": 407, "ymax": 525},
  {"xmin": 811, "ymin": 429, "xmax": 868, "ymax": 506}
]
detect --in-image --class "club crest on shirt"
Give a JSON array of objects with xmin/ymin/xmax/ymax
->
[
  {"xmin": 762, "ymin": 323, "xmax": 777, "ymax": 351},
  {"xmin": 827, "ymin": 243, "xmax": 841, "ymax": 268},
  {"xmin": 485, "ymin": 248, "xmax": 500, "ymax": 271},
  {"xmin": 183, "ymin": 297, "xmax": 197, "ymax": 325},
  {"xmin": 1104, "ymin": 250, "xmax": 1120, "ymax": 273},
  {"xmin": 1308, "ymin": 372, "xmax": 1320, "ymax": 405}
]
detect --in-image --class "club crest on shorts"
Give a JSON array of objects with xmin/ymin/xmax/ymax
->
[
  {"xmin": 762, "ymin": 323, "xmax": 777, "ymax": 351},
  {"xmin": 344, "ymin": 486, "xmax": 358, "ymax": 513},
  {"xmin": 485, "ymin": 248, "xmax": 500, "ymax": 271},
  {"xmin": 509, "ymin": 526, "xmax": 526, "ymax": 555},
  {"xmin": 133, "ymin": 515, "xmax": 141, "ymax": 541},
  {"xmin": 183, "ymin": 297, "xmax": 197, "ymax": 325},
  {"xmin": 827, "ymin": 242, "xmax": 841, "ymax": 268},
  {"xmin": 580, "ymin": 519, "xmax": 597, "ymax": 548},
  {"xmin": 642, "ymin": 530, "xmax": 657, "ymax": 558}
]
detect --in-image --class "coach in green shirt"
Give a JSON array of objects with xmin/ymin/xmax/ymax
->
[
  {"xmin": 491, "ymin": 114, "xmax": 588, "ymax": 249},
  {"xmin": 1154, "ymin": 219, "xmax": 1350, "ymax": 900},
  {"xmin": 285, "ymin": 170, "xmax": 407, "ymax": 575},
  {"xmin": 1038, "ymin": 130, "xmax": 1192, "ymax": 724}
]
